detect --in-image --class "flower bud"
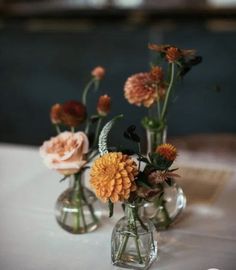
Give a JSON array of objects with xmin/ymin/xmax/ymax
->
[
  {"xmin": 91, "ymin": 66, "xmax": 105, "ymax": 80},
  {"xmin": 97, "ymin": 95, "xmax": 111, "ymax": 116},
  {"xmin": 50, "ymin": 103, "xmax": 63, "ymax": 124},
  {"xmin": 166, "ymin": 47, "xmax": 182, "ymax": 63}
]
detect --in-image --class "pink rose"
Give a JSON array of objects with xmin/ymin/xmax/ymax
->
[{"xmin": 40, "ymin": 131, "xmax": 89, "ymax": 175}]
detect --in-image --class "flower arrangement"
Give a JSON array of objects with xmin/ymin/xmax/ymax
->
[
  {"xmin": 90, "ymin": 116, "xmax": 179, "ymax": 268},
  {"xmin": 124, "ymin": 43, "xmax": 202, "ymax": 152},
  {"xmin": 40, "ymin": 66, "xmax": 111, "ymax": 234}
]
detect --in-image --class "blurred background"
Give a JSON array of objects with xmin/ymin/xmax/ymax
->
[{"xmin": 0, "ymin": 0, "xmax": 236, "ymax": 148}]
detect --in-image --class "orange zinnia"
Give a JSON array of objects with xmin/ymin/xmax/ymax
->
[
  {"xmin": 155, "ymin": 143, "xmax": 177, "ymax": 161},
  {"xmin": 90, "ymin": 152, "xmax": 137, "ymax": 203}
]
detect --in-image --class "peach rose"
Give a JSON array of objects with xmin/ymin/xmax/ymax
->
[{"xmin": 40, "ymin": 131, "xmax": 89, "ymax": 175}]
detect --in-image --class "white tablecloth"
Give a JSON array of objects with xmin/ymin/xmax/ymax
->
[{"xmin": 0, "ymin": 143, "xmax": 236, "ymax": 270}]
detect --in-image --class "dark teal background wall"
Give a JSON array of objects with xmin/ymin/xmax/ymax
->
[{"xmin": 0, "ymin": 21, "xmax": 235, "ymax": 147}]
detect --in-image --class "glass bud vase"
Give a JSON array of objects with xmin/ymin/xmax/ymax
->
[
  {"xmin": 145, "ymin": 127, "xmax": 187, "ymax": 230},
  {"xmin": 143, "ymin": 180, "xmax": 186, "ymax": 230},
  {"xmin": 55, "ymin": 173, "xmax": 100, "ymax": 234},
  {"xmin": 146, "ymin": 126, "xmax": 167, "ymax": 154},
  {"xmin": 111, "ymin": 202, "xmax": 158, "ymax": 270}
]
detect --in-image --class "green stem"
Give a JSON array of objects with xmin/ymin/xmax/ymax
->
[
  {"xmin": 155, "ymin": 185, "xmax": 171, "ymax": 229},
  {"xmin": 82, "ymin": 78, "xmax": 96, "ymax": 106},
  {"xmin": 134, "ymin": 236, "xmax": 143, "ymax": 264},
  {"xmin": 85, "ymin": 119, "xmax": 91, "ymax": 135},
  {"xmin": 78, "ymin": 176, "xmax": 87, "ymax": 232},
  {"xmin": 155, "ymin": 84, "xmax": 161, "ymax": 121},
  {"xmin": 71, "ymin": 127, "xmax": 75, "ymax": 133},
  {"xmin": 93, "ymin": 117, "xmax": 103, "ymax": 148},
  {"xmin": 157, "ymin": 98, "xmax": 161, "ymax": 121},
  {"xmin": 61, "ymin": 210, "xmax": 68, "ymax": 224},
  {"xmin": 115, "ymin": 234, "xmax": 129, "ymax": 261},
  {"xmin": 160, "ymin": 63, "xmax": 175, "ymax": 120},
  {"xmin": 137, "ymin": 142, "xmax": 141, "ymax": 171},
  {"xmin": 73, "ymin": 175, "xmax": 87, "ymax": 232},
  {"xmin": 80, "ymin": 186, "xmax": 98, "ymax": 224},
  {"xmin": 55, "ymin": 124, "xmax": 61, "ymax": 134},
  {"xmin": 161, "ymin": 203, "xmax": 172, "ymax": 228},
  {"xmin": 130, "ymin": 207, "xmax": 143, "ymax": 264}
]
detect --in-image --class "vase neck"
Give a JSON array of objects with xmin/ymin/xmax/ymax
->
[
  {"xmin": 146, "ymin": 126, "xmax": 167, "ymax": 154},
  {"xmin": 72, "ymin": 173, "xmax": 83, "ymax": 191},
  {"xmin": 124, "ymin": 203, "xmax": 143, "ymax": 222}
]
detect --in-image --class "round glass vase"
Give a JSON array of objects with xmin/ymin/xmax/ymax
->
[
  {"xmin": 111, "ymin": 202, "xmax": 158, "ymax": 270},
  {"xmin": 143, "ymin": 180, "xmax": 186, "ymax": 230},
  {"xmin": 145, "ymin": 127, "xmax": 187, "ymax": 230},
  {"xmin": 55, "ymin": 173, "xmax": 100, "ymax": 234}
]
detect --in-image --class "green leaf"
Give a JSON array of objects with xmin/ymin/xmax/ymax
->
[
  {"xmin": 108, "ymin": 200, "xmax": 114, "ymax": 218},
  {"xmin": 59, "ymin": 175, "xmax": 69, "ymax": 183},
  {"xmin": 98, "ymin": 114, "xmax": 123, "ymax": 156},
  {"xmin": 137, "ymin": 154, "xmax": 150, "ymax": 164}
]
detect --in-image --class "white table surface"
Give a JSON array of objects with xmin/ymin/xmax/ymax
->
[{"xmin": 0, "ymin": 142, "xmax": 236, "ymax": 270}]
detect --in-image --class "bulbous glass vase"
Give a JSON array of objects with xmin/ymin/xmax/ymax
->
[
  {"xmin": 55, "ymin": 173, "xmax": 100, "ymax": 234},
  {"xmin": 111, "ymin": 203, "xmax": 158, "ymax": 270},
  {"xmin": 145, "ymin": 127, "xmax": 187, "ymax": 230},
  {"xmin": 143, "ymin": 180, "xmax": 186, "ymax": 230}
]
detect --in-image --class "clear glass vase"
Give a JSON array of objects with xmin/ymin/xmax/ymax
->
[
  {"xmin": 146, "ymin": 126, "xmax": 167, "ymax": 154},
  {"xmin": 55, "ymin": 173, "xmax": 100, "ymax": 234},
  {"xmin": 145, "ymin": 127, "xmax": 186, "ymax": 230},
  {"xmin": 111, "ymin": 202, "xmax": 158, "ymax": 270},
  {"xmin": 143, "ymin": 180, "xmax": 186, "ymax": 230}
]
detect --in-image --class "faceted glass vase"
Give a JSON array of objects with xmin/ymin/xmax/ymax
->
[
  {"xmin": 111, "ymin": 203, "xmax": 158, "ymax": 270},
  {"xmin": 143, "ymin": 181, "xmax": 186, "ymax": 230},
  {"xmin": 55, "ymin": 174, "xmax": 100, "ymax": 234}
]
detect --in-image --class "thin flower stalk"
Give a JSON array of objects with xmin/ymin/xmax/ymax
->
[
  {"xmin": 82, "ymin": 77, "xmax": 97, "ymax": 106},
  {"xmin": 161, "ymin": 63, "xmax": 175, "ymax": 120}
]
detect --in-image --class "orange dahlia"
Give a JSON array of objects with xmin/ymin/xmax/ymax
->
[
  {"xmin": 124, "ymin": 73, "xmax": 158, "ymax": 108},
  {"xmin": 155, "ymin": 143, "xmax": 177, "ymax": 161},
  {"xmin": 90, "ymin": 152, "xmax": 138, "ymax": 203}
]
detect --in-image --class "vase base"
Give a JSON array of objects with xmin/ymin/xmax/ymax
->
[
  {"xmin": 112, "ymin": 241, "xmax": 158, "ymax": 270},
  {"xmin": 56, "ymin": 219, "xmax": 99, "ymax": 234}
]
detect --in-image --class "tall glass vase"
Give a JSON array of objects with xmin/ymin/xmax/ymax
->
[
  {"xmin": 55, "ymin": 173, "xmax": 100, "ymax": 234},
  {"xmin": 111, "ymin": 202, "xmax": 158, "ymax": 270},
  {"xmin": 146, "ymin": 126, "xmax": 167, "ymax": 154},
  {"xmin": 145, "ymin": 127, "xmax": 187, "ymax": 230}
]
